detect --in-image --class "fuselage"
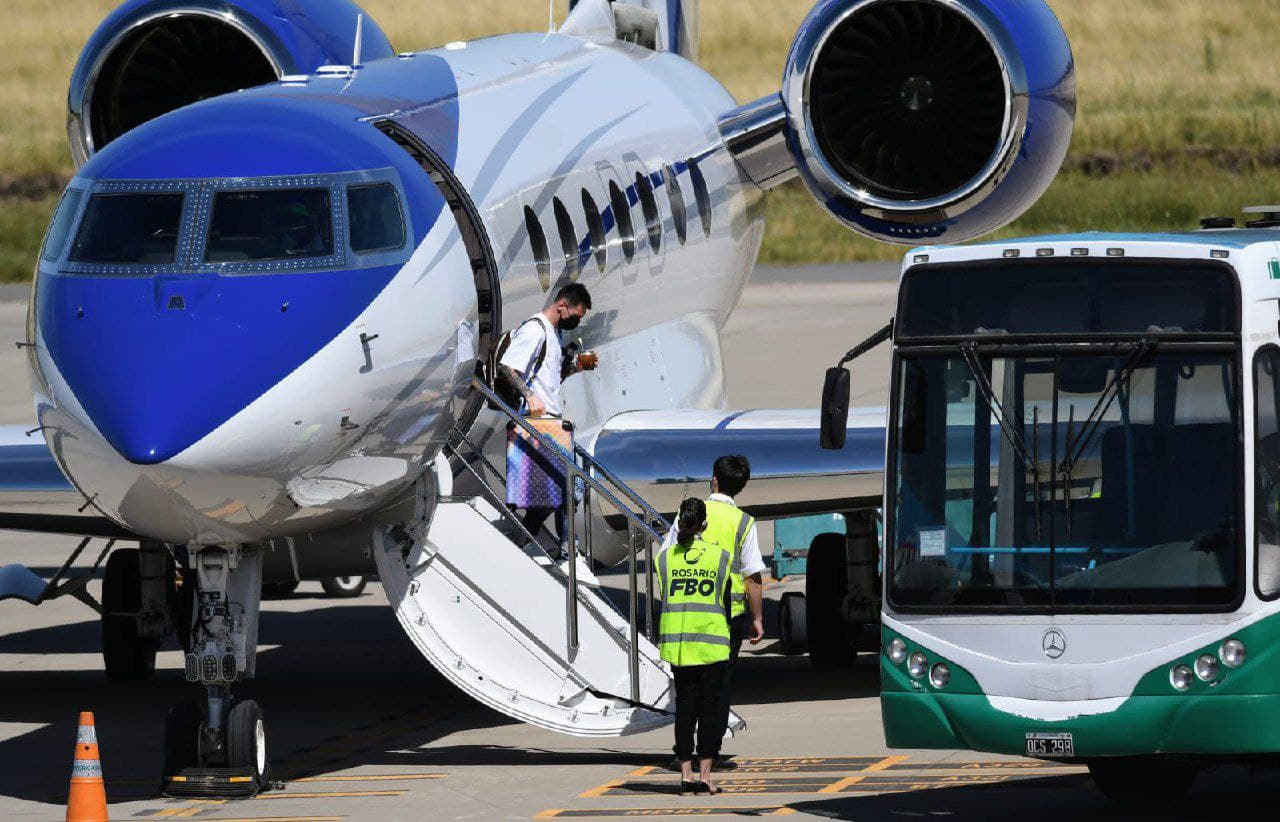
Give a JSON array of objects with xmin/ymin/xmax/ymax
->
[{"xmin": 29, "ymin": 32, "xmax": 763, "ymax": 546}]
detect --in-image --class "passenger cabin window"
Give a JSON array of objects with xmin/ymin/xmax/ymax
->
[
  {"xmin": 635, "ymin": 172, "xmax": 661, "ymax": 253},
  {"xmin": 42, "ymin": 189, "xmax": 84, "ymax": 262},
  {"xmin": 524, "ymin": 206, "xmax": 551, "ymax": 291},
  {"xmin": 70, "ymin": 192, "xmax": 185, "ymax": 265},
  {"xmin": 1257, "ymin": 347, "xmax": 1280, "ymax": 598},
  {"xmin": 664, "ymin": 165, "xmax": 687, "ymax": 245},
  {"xmin": 582, "ymin": 190, "xmax": 607, "ymax": 273},
  {"xmin": 348, "ymin": 183, "xmax": 406, "ymax": 254},
  {"xmin": 553, "ymin": 197, "xmax": 579, "ymax": 281},
  {"xmin": 205, "ymin": 189, "xmax": 333, "ymax": 262},
  {"xmin": 689, "ymin": 158, "xmax": 712, "ymax": 237},
  {"xmin": 609, "ymin": 181, "xmax": 636, "ymax": 262}
]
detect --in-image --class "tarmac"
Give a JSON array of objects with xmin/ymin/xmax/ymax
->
[{"xmin": 1, "ymin": 264, "xmax": 1278, "ymax": 820}]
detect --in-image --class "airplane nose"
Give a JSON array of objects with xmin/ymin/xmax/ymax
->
[{"xmin": 37, "ymin": 270, "xmax": 398, "ymax": 466}]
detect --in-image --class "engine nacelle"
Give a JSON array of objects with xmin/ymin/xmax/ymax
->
[
  {"xmin": 67, "ymin": 0, "xmax": 395, "ymax": 166},
  {"xmin": 782, "ymin": 0, "xmax": 1075, "ymax": 244}
]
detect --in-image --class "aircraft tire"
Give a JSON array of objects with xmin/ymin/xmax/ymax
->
[
  {"xmin": 805, "ymin": 533, "xmax": 853, "ymax": 669},
  {"xmin": 1087, "ymin": 757, "xmax": 1197, "ymax": 804},
  {"xmin": 227, "ymin": 699, "xmax": 272, "ymax": 789},
  {"xmin": 102, "ymin": 548, "xmax": 157, "ymax": 681},
  {"xmin": 163, "ymin": 700, "xmax": 202, "ymax": 775},
  {"xmin": 779, "ymin": 591, "xmax": 807, "ymax": 653},
  {"xmin": 320, "ymin": 575, "xmax": 368, "ymax": 598}
]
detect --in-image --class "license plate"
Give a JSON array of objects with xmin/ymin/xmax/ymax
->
[{"xmin": 1025, "ymin": 732, "xmax": 1074, "ymax": 758}]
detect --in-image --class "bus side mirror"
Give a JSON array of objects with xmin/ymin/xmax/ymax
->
[{"xmin": 820, "ymin": 367, "xmax": 851, "ymax": 450}]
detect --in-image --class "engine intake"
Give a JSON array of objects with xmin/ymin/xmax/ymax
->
[
  {"xmin": 67, "ymin": 0, "xmax": 395, "ymax": 166},
  {"xmin": 780, "ymin": 0, "xmax": 1076, "ymax": 244}
]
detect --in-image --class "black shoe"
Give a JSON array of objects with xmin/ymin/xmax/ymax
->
[
  {"xmin": 712, "ymin": 757, "xmax": 738, "ymax": 772},
  {"xmin": 692, "ymin": 780, "xmax": 709, "ymax": 795},
  {"xmin": 679, "ymin": 780, "xmax": 698, "ymax": 796}
]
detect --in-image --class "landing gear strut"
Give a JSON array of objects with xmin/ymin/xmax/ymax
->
[{"xmin": 162, "ymin": 545, "xmax": 272, "ymax": 796}]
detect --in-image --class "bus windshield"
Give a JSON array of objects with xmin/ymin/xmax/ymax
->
[{"xmin": 889, "ymin": 347, "xmax": 1240, "ymax": 611}]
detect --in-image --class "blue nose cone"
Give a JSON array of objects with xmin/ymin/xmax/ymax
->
[{"xmin": 39, "ymin": 270, "xmax": 399, "ymax": 465}]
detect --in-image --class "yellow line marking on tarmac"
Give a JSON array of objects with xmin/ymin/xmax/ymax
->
[
  {"xmin": 167, "ymin": 818, "xmax": 342, "ymax": 822},
  {"xmin": 818, "ymin": 754, "xmax": 908, "ymax": 794},
  {"xmin": 155, "ymin": 799, "xmax": 226, "ymax": 818},
  {"xmin": 291, "ymin": 773, "xmax": 446, "ymax": 782},
  {"xmin": 627, "ymin": 765, "xmax": 657, "ymax": 777},
  {"xmin": 579, "ymin": 778, "xmax": 625, "ymax": 798},
  {"xmin": 255, "ymin": 790, "xmax": 404, "ymax": 799},
  {"xmin": 537, "ymin": 807, "xmax": 800, "ymax": 818}
]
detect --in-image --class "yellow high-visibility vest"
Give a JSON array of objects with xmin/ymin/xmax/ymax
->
[
  {"xmin": 657, "ymin": 536, "xmax": 731, "ymax": 666},
  {"xmin": 704, "ymin": 499, "xmax": 754, "ymax": 619}
]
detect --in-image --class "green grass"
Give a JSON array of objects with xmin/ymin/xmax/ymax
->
[
  {"xmin": 0, "ymin": 194, "xmax": 57, "ymax": 281},
  {"xmin": 1, "ymin": 1, "xmax": 1278, "ymax": 279},
  {"xmin": 761, "ymin": 161, "xmax": 1280, "ymax": 264}
]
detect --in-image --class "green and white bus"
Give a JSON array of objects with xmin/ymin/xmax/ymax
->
[{"xmin": 827, "ymin": 221, "xmax": 1280, "ymax": 801}]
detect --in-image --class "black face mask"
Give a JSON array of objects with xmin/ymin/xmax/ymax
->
[{"xmin": 558, "ymin": 315, "xmax": 581, "ymax": 331}]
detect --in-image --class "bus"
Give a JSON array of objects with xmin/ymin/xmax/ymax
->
[{"xmin": 823, "ymin": 219, "xmax": 1280, "ymax": 802}]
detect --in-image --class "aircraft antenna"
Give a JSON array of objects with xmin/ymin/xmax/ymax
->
[{"xmin": 353, "ymin": 13, "xmax": 364, "ymax": 67}]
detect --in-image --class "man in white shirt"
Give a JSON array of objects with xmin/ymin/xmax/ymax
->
[
  {"xmin": 496, "ymin": 283, "xmax": 597, "ymax": 579},
  {"xmin": 660, "ymin": 455, "xmax": 765, "ymax": 771}
]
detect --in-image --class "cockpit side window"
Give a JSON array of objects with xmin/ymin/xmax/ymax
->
[
  {"xmin": 42, "ymin": 189, "xmax": 84, "ymax": 263},
  {"xmin": 205, "ymin": 189, "xmax": 334, "ymax": 263},
  {"xmin": 69, "ymin": 192, "xmax": 184, "ymax": 265},
  {"xmin": 348, "ymin": 183, "xmax": 406, "ymax": 254}
]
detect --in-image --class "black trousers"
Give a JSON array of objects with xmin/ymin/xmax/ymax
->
[
  {"xmin": 715, "ymin": 613, "xmax": 746, "ymax": 747},
  {"xmin": 672, "ymin": 661, "xmax": 726, "ymax": 762}
]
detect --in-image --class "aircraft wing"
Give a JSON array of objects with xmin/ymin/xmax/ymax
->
[
  {"xmin": 0, "ymin": 426, "xmax": 131, "ymax": 538},
  {"xmin": 586, "ymin": 407, "xmax": 886, "ymax": 520}
]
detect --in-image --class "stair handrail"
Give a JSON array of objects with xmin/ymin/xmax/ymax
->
[
  {"xmin": 573, "ymin": 445, "xmax": 670, "ymax": 534},
  {"xmin": 468, "ymin": 378, "xmax": 666, "ymax": 545}
]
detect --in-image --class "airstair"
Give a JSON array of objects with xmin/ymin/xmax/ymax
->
[{"xmin": 373, "ymin": 380, "xmax": 724, "ymax": 737}]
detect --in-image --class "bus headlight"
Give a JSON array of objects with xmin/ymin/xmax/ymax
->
[
  {"xmin": 1219, "ymin": 639, "xmax": 1245, "ymax": 668},
  {"xmin": 929, "ymin": 663, "xmax": 950, "ymax": 689},
  {"xmin": 887, "ymin": 638, "xmax": 908, "ymax": 665},
  {"xmin": 1194, "ymin": 654, "xmax": 1219, "ymax": 682},
  {"xmin": 1169, "ymin": 664, "xmax": 1194, "ymax": 692},
  {"xmin": 908, "ymin": 652, "xmax": 928, "ymax": 678}
]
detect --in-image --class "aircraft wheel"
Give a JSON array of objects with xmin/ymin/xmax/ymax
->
[
  {"xmin": 1087, "ymin": 757, "xmax": 1197, "ymax": 804},
  {"xmin": 320, "ymin": 575, "xmax": 368, "ymax": 598},
  {"xmin": 806, "ymin": 533, "xmax": 853, "ymax": 669},
  {"xmin": 227, "ymin": 699, "xmax": 272, "ymax": 789},
  {"xmin": 163, "ymin": 700, "xmax": 202, "ymax": 776},
  {"xmin": 102, "ymin": 548, "xmax": 157, "ymax": 681},
  {"xmin": 779, "ymin": 592, "xmax": 807, "ymax": 653}
]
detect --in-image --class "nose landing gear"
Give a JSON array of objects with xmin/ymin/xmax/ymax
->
[{"xmin": 162, "ymin": 545, "xmax": 272, "ymax": 797}]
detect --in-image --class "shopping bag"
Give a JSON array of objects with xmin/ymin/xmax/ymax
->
[{"xmin": 506, "ymin": 417, "xmax": 574, "ymax": 509}]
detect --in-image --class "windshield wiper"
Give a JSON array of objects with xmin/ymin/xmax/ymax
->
[
  {"xmin": 959, "ymin": 342, "xmax": 1043, "ymax": 537},
  {"xmin": 1057, "ymin": 339, "xmax": 1156, "ymax": 540}
]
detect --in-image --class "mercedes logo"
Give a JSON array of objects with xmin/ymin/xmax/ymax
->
[{"xmin": 1042, "ymin": 630, "xmax": 1067, "ymax": 659}]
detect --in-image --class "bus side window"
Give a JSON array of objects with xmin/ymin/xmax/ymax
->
[{"xmin": 1255, "ymin": 347, "xmax": 1280, "ymax": 598}]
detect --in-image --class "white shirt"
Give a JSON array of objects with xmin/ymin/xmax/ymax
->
[
  {"xmin": 499, "ymin": 314, "xmax": 563, "ymax": 417},
  {"xmin": 660, "ymin": 493, "xmax": 767, "ymax": 577}
]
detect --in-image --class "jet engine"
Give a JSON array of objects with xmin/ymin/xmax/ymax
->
[
  {"xmin": 67, "ymin": 0, "xmax": 395, "ymax": 166},
  {"xmin": 722, "ymin": 0, "xmax": 1075, "ymax": 245}
]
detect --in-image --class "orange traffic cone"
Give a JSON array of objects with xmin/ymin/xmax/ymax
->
[{"xmin": 66, "ymin": 711, "xmax": 108, "ymax": 822}]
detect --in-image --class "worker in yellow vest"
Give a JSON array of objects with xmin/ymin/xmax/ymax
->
[
  {"xmin": 658, "ymin": 498, "xmax": 732, "ymax": 795},
  {"xmin": 661, "ymin": 455, "xmax": 765, "ymax": 772}
]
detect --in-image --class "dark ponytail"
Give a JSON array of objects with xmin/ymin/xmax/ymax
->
[{"xmin": 676, "ymin": 498, "xmax": 707, "ymax": 546}]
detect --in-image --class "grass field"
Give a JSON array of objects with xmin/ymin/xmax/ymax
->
[{"xmin": 1, "ymin": 1, "xmax": 1278, "ymax": 278}]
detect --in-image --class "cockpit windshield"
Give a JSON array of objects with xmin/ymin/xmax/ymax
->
[
  {"xmin": 205, "ymin": 189, "xmax": 334, "ymax": 262},
  {"xmin": 69, "ymin": 192, "xmax": 185, "ymax": 265}
]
